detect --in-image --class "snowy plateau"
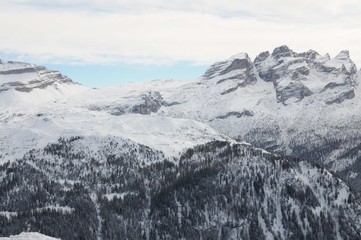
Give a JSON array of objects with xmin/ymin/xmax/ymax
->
[{"xmin": 1, "ymin": 46, "xmax": 361, "ymax": 239}]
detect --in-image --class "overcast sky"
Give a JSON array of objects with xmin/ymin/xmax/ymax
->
[{"xmin": 1, "ymin": 0, "xmax": 360, "ymax": 86}]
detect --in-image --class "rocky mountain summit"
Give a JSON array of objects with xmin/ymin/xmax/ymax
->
[
  {"xmin": 202, "ymin": 53, "xmax": 258, "ymax": 95},
  {"xmin": 0, "ymin": 61, "xmax": 80, "ymax": 92},
  {"xmin": 256, "ymin": 46, "xmax": 356, "ymax": 104},
  {"xmin": 0, "ymin": 61, "xmax": 86, "ymax": 108},
  {"xmin": 202, "ymin": 45, "xmax": 357, "ymax": 105}
]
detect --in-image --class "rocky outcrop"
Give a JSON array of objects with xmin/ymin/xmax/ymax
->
[
  {"xmin": 275, "ymin": 81, "xmax": 313, "ymax": 103},
  {"xmin": 325, "ymin": 88, "xmax": 355, "ymax": 105},
  {"xmin": 0, "ymin": 61, "xmax": 78, "ymax": 93},
  {"xmin": 254, "ymin": 51, "xmax": 270, "ymax": 63},
  {"xmin": 214, "ymin": 110, "xmax": 254, "ymax": 120},
  {"xmin": 202, "ymin": 53, "xmax": 257, "ymax": 86},
  {"xmin": 131, "ymin": 91, "xmax": 163, "ymax": 115},
  {"xmin": 254, "ymin": 51, "xmax": 275, "ymax": 82},
  {"xmin": 334, "ymin": 50, "xmax": 357, "ymax": 75},
  {"xmin": 89, "ymin": 91, "xmax": 164, "ymax": 116},
  {"xmin": 271, "ymin": 45, "xmax": 295, "ymax": 59},
  {"xmin": 0, "ymin": 67, "xmax": 37, "ymax": 75},
  {"xmin": 296, "ymin": 49, "xmax": 319, "ymax": 60}
]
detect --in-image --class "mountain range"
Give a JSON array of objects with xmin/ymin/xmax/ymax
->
[{"xmin": 1, "ymin": 46, "xmax": 361, "ymax": 240}]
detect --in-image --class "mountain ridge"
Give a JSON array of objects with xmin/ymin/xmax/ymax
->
[
  {"xmin": 0, "ymin": 60, "xmax": 87, "ymax": 109},
  {"xmin": 2, "ymin": 46, "xmax": 361, "ymax": 239}
]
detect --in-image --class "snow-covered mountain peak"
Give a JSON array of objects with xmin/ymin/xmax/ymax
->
[
  {"xmin": 323, "ymin": 53, "xmax": 331, "ymax": 61},
  {"xmin": 271, "ymin": 45, "xmax": 296, "ymax": 59},
  {"xmin": 295, "ymin": 49, "xmax": 321, "ymax": 60},
  {"xmin": 228, "ymin": 52, "xmax": 250, "ymax": 60},
  {"xmin": 203, "ymin": 52, "xmax": 252, "ymax": 78},
  {"xmin": 254, "ymin": 50, "xmax": 270, "ymax": 63},
  {"xmin": 251, "ymin": 46, "xmax": 358, "ymax": 104},
  {"xmin": 335, "ymin": 50, "xmax": 351, "ymax": 60},
  {"xmin": 0, "ymin": 60, "xmax": 87, "ymax": 109},
  {"xmin": 0, "ymin": 61, "xmax": 70, "ymax": 89},
  {"xmin": 201, "ymin": 52, "xmax": 258, "ymax": 89},
  {"xmin": 195, "ymin": 46, "xmax": 359, "ymax": 105},
  {"xmin": 331, "ymin": 50, "xmax": 357, "ymax": 74}
]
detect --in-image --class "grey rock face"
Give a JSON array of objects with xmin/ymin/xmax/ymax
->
[
  {"xmin": 334, "ymin": 50, "xmax": 357, "ymax": 75},
  {"xmin": 89, "ymin": 91, "xmax": 164, "ymax": 116},
  {"xmin": 272, "ymin": 61, "xmax": 313, "ymax": 103},
  {"xmin": 0, "ymin": 67, "xmax": 37, "ymax": 75},
  {"xmin": 215, "ymin": 110, "xmax": 254, "ymax": 120},
  {"xmin": 131, "ymin": 91, "xmax": 164, "ymax": 115},
  {"xmin": 271, "ymin": 45, "xmax": 295, "ymax": 59},
  {"xmin": 325, "ymin": 88, "xmax": 355, "ymax": 105},
  {"xmin": 254, "ymin": 51, "xmax": 270, "ymax": 64},
  {"xmin": 220, "ymin": 58, "xmax": 251, "ymax": 74},
  {"xmin": 314, "ymin": 62, "xmax": 339, "ymax": 74},
  {"xmin": 255, "ymin": 46, "xmax": 305, "ymax": 85},
  {"xmin": 254, "ymin": 51, "xmax": 275, "ymax": 82},
  {"xmin": 275, "ymin": 81, "xmax": 313, "ymax": 103},
  {"xmin": 296, "ymin": 49, "xmax": 320, "ymax": 60},
  {"xmin": 202, "ymin": 61, "xmax": 227, "ymax": 79},
  {"xmin": 202, "ymin": 53, "xmax": 258, "ymax": 86}
]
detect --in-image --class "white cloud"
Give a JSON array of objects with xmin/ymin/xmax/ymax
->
[
  {"xmin": 0, "ymin": 1, "xmax": 361, "ymax": 66},
  {"xmin": 5, "ymin": 0, "xmax": 361, "ymax": 22}
]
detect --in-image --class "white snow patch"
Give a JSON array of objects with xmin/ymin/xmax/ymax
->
[
  {"xmin": 0, "ymin": 232, "xmax": 59, "ymax": 240},
  {"xmin": 103, "ymin": 192, "xmax": 136, "ymax": 201}
]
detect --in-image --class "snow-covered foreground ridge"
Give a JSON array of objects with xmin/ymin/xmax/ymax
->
[
  {"xmin": 0, "ymin": 232, "xmax": 58, "ymax": 240},
  {"xmin": 1, "ymin": 46, "xmax": 361, "ymax": 239},
  {"xmin": 1, "ymin": 139, "xmax": 361, "ymax": 239}
]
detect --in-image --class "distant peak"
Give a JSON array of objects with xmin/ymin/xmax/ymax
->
[
  {"xmin": 254, "ymin": 51, "xmax": 270, "ymax": 63},
  {"xmin": 335, "ymin": 50, "xmax": 350, "ymax": 60},
  {"xmin": 271, "ymin": 45, "xmax": 295, "ymax": 58},
  {"xmin": 202, "ymin": 52, "xmax": 256, "ymax": 84},
  {"xmin": 0, "ymin": 59, "xmax": 86, "ymax": 96},
  {"xmin": 306, "ymin": 49, "xmax": 320, "ymax": 59},
  {"xmin": 229, "ymin": 52, "xmax": 250, "ymax": 60},
  {"xmin": 295, "ymin": 49, "xmax": 320, "ymax": 60},
  {"xmin": 323, "ymin": 53, "xmax": 331, "ymax": 60}
]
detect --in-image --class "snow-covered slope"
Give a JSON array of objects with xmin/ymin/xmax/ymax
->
[
  {"xmin": 0, "ymin": 111, "xmax": 227, "ymax": 161},
  {"xmin": 1, "ymin": 139, "xmax": 361, "ymax": 240},
  {"xmin": 0, "ymin": 232, "xmax": 58, "ymax": 240},
  {"xmin": 0, "ymin": 69, "xmax": 226, "ymax": 161}
]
